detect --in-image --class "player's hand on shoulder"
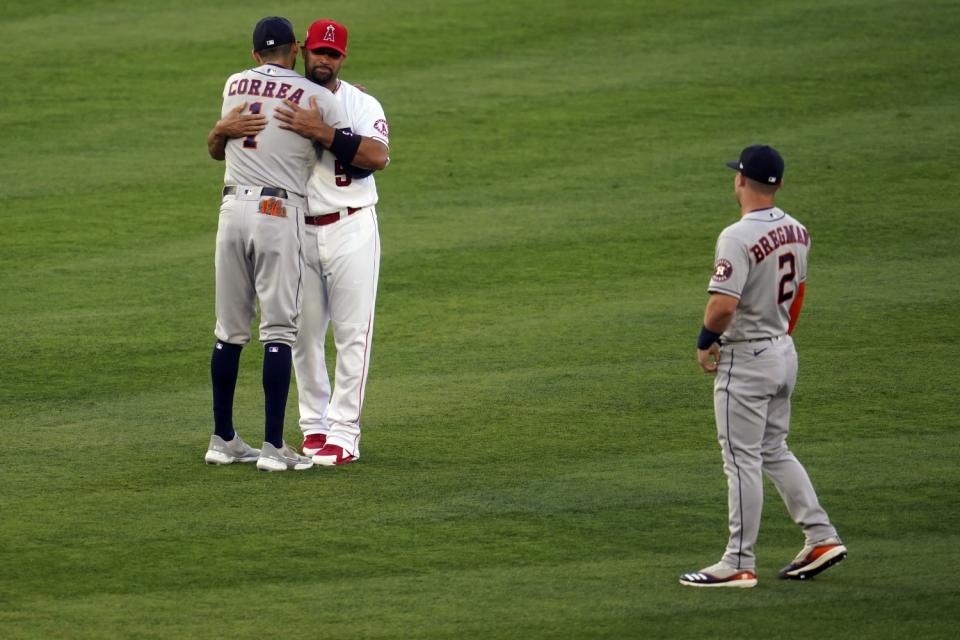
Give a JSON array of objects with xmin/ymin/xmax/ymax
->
[
  {"xmin": 275, "ymin": 96, "xmax": 330, "ymax": 143},
  {"xmin": 274, "ymin": 98, "xmax": 303, "ymax": 126},
  {"xmin": 216, "ymin": 102, "xmax": 267, "ymax": 138},
  {"xmin": 697, "ymin": 344, "xmax": 720, "ymax": 375}
]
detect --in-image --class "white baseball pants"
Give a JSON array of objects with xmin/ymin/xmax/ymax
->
[{"xmin": 293, "ymin": 207, "xmax": 380, "ymax": 457}]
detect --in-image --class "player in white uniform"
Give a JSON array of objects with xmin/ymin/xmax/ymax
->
[
  {"xmin": 202, "ymin": 17, "xmax": 347, "ymax": 472},
  {"xmin": 273, "ymin": 19, "xmax": 390, "ymax": 466},
  {"xmin": 679, "ymin": 145, "xmax": 847, "ymax": 588}
]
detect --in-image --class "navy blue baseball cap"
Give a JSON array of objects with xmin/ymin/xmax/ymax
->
[
  {"xmin": 726, "ymin": 144, "xmax": 784, "ymax": 185},
  {"xmin": 253, "ymin": 16, "xmax": 296, "ymax": 51}
]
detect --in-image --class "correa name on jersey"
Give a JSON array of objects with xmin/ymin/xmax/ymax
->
[
  {"xmin": 749, "ymin": 224, "xmax": 810, "ymax": 264},
  {"xmin": 228, "ymin": 78, "xmax": 306, "ymax": 104}
]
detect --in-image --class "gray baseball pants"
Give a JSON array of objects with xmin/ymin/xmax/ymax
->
[{"xmin": 714, "ymin": 335, "xmax": 837, "ymax": 570}]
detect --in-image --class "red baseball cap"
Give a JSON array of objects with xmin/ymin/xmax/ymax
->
[{"xmin": 304, "ymin": 19, "xmax": 348, "ymax": 57}]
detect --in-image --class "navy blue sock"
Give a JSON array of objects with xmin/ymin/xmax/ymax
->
[
  {"xmin": 210, "ymin": 341, "xmax": 243, "ymax": 441},
  {"xmin": 262, "ymin": 343, "xmax": 292, "ymax": 449}
]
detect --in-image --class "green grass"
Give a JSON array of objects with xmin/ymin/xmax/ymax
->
[{"xmin": 2, "ymin": 0, "xmax": 959, "ymax": 637}]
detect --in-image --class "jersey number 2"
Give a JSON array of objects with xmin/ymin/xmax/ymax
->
[
  {"xmin": 242, "ymin": 102, "xmax": 263, "ymax": 149},
  {"xmin": 778, "ymin": 253, "xmax": 796, "ymax": 304}
]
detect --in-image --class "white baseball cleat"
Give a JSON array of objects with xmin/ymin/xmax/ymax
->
[
  {"xmin": 204, "ymin": 434, "xmax": 260, "ymax": 465},
  {"xmin": 679, "ymin": 561, "xmax": 758, "ymax": 588},
  {"xmin": 256, "ymin": 442, "xmax": 314, "ymax": 472}
]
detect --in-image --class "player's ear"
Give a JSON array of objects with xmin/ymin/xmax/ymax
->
[{"xmin": 251, "ymin": 49, "xmax": 262, "ymax": 64}]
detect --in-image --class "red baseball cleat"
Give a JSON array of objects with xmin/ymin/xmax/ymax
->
[
  {"xmin": 301, "ymin": 433, "xmax": 328, "ymax": 456},
  {"xmin": 312, "ymin": 443, "xmax": 357, "ymax": 466}
]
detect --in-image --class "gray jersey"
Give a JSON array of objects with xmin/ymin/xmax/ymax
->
[
  {"xmin": 222, "ymin": 64, "xmax": 346, "ymax": 194},
  {"xmin": 703, "ymin": 205, "xmax": 839, "ymax": 573},
  {"xmin": 707, "ymin": 207, "xmax": 810, "ymax": 342}
]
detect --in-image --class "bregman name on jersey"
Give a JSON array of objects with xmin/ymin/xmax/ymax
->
[
  {"xmin": 228, "ymin": 78, "xmax": 305, "ymax": 104},
  {"xmin": 749, "ymin": 224, "xmax": 810, "ymax": 264}
]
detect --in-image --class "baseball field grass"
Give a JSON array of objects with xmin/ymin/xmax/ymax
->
[{"xmin": 2, "ymin": 0, "xmax": 959, "ymax": 637}]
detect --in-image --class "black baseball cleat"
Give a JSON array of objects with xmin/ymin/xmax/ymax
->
[{"xmin": 778, "ymin": 538, "xmax": 847, "ymax": 580}]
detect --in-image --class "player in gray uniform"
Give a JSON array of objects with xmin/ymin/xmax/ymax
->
[
  {"xmin": 202, "ymin": 17, "xmax": 346, "ymax": 472},
  {"xmin": 679, "ymin": 145, "xmax": 847, "ymax": 588}
]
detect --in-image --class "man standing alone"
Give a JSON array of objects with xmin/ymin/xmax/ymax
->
[{"xmin": 679, "ymin": 145, "xmax": 846, "ymax": 587}]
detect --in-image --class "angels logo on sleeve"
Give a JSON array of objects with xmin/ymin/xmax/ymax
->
[
  {"xmin": 373, "ymin": 119, "xmax": 389, "ymax": 138},
  {"xmin": 712, "ymin": 258, "xmax": 733, "ymax": 282}
]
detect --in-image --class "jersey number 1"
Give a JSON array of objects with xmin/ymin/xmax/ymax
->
[{"xmin": 242, "ymin": 102, "xmax": 263, "ymax": 149}]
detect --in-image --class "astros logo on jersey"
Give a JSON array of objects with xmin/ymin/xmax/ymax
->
[
  {"xmin": 324, "ymin": 25, "xmax": 336, "ymax": 42},
  {"xmin": 712, "ymin": 258, "xmax": 733, "ymax": 282}
]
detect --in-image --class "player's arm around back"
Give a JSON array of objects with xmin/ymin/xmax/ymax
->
[
  {"xmin": 207, "ymin": 102, "xmax": 268, "ymax": 161},
  {"xmin": 274, "ymin": 90, "xmax": 389, "ymax": 171},
  {"xmin": 348, "ymin": 133, "xmax": 389, "ymax": 171},
  {"xmin": 348, "ymin": 88, "xmax": 390, "ymax": 171}
]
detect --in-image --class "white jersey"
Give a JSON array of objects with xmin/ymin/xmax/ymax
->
[
  {"xmin": 221, "ymin": 64, "xmax": 346, "ymax": 196},
  {"xmin": 306, "ymin": 80, "xmax": 389, "ymax": 213},
  {"xmin": 707, "ymin": 207, "xmax": 810, "ymax": 342}
]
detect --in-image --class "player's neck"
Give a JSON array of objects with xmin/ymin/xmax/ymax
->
[{"xmin": 739, "ymin": 195, "xmax": 776, "ymax": 216}]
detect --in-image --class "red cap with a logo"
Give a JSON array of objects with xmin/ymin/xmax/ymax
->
[{"xmin": 304, "ymin": 19, "xmax": 348, "ymax": 57}]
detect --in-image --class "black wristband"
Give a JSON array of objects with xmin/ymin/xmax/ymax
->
[
  {"xmin": 329, "ymin": 128, "xmax": 362, "ymax": 165},
  {"xmin": 697, "ymin": 325, "xmax": 722, "ymax": 350},
  {"xmin": 344, "ymin": 164, "xmax": 374, "ymax": 179}
]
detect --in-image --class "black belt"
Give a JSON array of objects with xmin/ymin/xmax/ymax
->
[
  {"xmin": 723, "ymin": 335, "xmax": 784, "ymax": 345},
  {"xmin": 222, "ymin": 186, "xmax": 289, "ymax": 199}
]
